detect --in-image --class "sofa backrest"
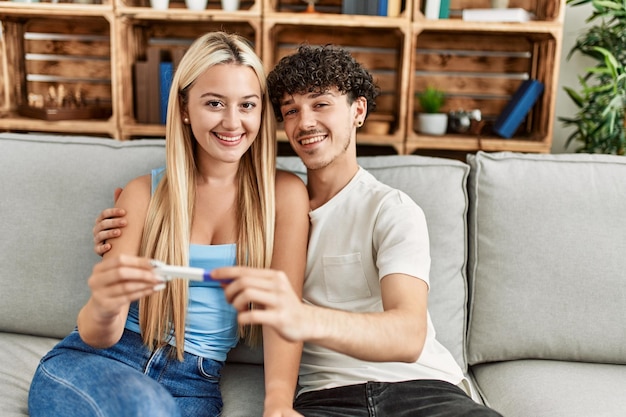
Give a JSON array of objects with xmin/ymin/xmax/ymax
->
[
  {"xmin": 278, "ymin": 156, "xmax": 470, "ymax": 372},
  {"xmin": 0, "ymin": 133, "xmax": 166, "ymax": 338},
  {"xmin": 466, "ymin": 151, "xmax": 626, "ymax": 366},
  {"xmin": 0, "ymin": 133, "xmax": 471, "ymax": 373}
]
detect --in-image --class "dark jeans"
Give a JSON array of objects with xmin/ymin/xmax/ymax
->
[{"xmin": 294, "ymin": 379, "xmax": 503, "ymax": 417}]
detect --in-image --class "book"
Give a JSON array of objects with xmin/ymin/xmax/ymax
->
[
  {"xmin": 462, "ymin": 8, "xmax": 533, "ymax": 23},
  {"xmin": 342, "ymin": 0, "xmax": 358, "ymax": 14},
  {"xmin": 159, "ymin": 61, "xmax": 174, "ymax": 125},
  {"xmin": 365, "ymin": 0, "xmax": 379, "ymax": 15},
  {"xmin": 493, "ymin": 79, "xmax": 544, "ymax": 139},
  {"xmin": 387, "ymin": 0, "xmax": 401, "ymax": 17},
  {"xmin": 134, "ymin": 60, "xmax": 149, "ymax": 124},
  {"xmin": 342, "ymin": 0, "xmax": 378, "ymax": 15},
  {"xmin": 377, "ymin": 0, "xmax": 388, "ymax": 16},
  {"xmin": 439, "ymin": 0, "xmax": 450, "ymax": 18},
  {"xmin": 145, "ymin": 47, "xmax": 162, "ymax": 125},
  {"xmin": 424, "ymin": 0, "xmax": 441, "ymax": 19}
]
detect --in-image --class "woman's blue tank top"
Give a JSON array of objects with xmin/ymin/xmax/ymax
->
[{"xmin": 124, "ymin": 168, "xmax": 238, "ymax": 361}]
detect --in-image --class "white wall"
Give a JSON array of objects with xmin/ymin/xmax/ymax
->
[{"xmin": 552, "ymin": 2, "xmax": 595, "ymax": 153}]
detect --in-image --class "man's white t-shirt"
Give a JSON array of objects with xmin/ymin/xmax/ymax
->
[{"xmin": 298, "ymin": 167, "xmax": 465, "ymax": 395}]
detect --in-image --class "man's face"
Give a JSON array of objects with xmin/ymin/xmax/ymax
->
[{"xmin": 278, "ymin": 87, "xmax": 362, "ymax": 171}]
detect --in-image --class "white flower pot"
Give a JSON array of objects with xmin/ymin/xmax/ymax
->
[
  {"xmin": 221, "ymin": 0, "xmax": 239, "ymax": 11},
  {"xmin": 185, "ymin": 0, "xmax": 207, "ymax": 10},
  {"xmin": 150, "ymin": 0, "xmax": 169, "ymax": 10},
  {"xmin": 417, "ymin": 113, "xmax": 448, "ymax": 136}
]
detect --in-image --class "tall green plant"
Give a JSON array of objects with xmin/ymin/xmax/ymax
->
[{"xmin": 560, "ymin": 0, "xmax": 626, "ymax": 155}]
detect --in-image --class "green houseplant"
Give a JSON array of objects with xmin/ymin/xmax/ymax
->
[
  {"xmin": 560, "ymin": 0, "xmax": 626, "ymax": 155},
  {"xmin": 416, "ymin": 86, "xmax": 447, "ymax": 136}
]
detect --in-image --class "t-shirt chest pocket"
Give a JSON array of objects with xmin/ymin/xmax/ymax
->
[{"xmin": 322, "ymin": 253, "xmax": 372, "ymax": 303}]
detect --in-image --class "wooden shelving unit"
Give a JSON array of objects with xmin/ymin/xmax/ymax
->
[
  {"xmin": 0, "ymin": 0, "xmax": 564, "ymax": 154},
  {"xmin": 406, "ymin": 0, "xmax": 564, "ymax": 155}
]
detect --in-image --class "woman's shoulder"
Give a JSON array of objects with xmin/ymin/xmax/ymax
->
[
  {"xmin": 116, "ymin": 174, "xmax": 152, "ymax": 209},
  {"xmin": 275, "ymin": 169, "xmax": 306, "ymax": 192},
  {"xmin": 275, "ymin": 169, "xmax": 308, "ymax": 207},
  {"xmin": 124, "ymin": 174, "xmax": 152, "ymax": 193}
]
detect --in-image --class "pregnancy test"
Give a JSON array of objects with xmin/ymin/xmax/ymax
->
[{"xmin": 151, "ymin": 260, "xmax": 231, "ymax": 283}]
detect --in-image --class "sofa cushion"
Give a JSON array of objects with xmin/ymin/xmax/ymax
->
[
  {"xmin": 466, "ymin": 151, "xmax": 626, "ymax": 365},
  {"xmin": 0, "ymin": 133, "xmax": 166, "ymax": 339},
  {"xmin": 471, "ymin": 359, "xmax": 626, "ymax": 417},
  {"xmin": 0, "ymin": 333, "xmax": 59, "ymax": 417},
  {"xmin": 278, "ymin": 155, "xmax": 470, "ymax": 372}
]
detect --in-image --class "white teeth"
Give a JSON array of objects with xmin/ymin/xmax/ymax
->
[
  {"xmin": 215, "ymin": 133, "xmax": 242, "ymax": 142},
  {"xmin": 300, "ymin": 135, "xmax": 325, "ymax": 145}
]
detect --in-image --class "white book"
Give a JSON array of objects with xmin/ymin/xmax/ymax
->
[
  {"xmin": 424, "ymin": 0, "xmax": 442, "ymax": 20},
  {"xmin": 462, "ymin": 8, "xmax": 534, "ymax": 23}
]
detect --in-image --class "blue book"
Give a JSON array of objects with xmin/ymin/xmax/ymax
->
[
  {"xmin": 378, "ymin": 0, "xmax": 388, "ymax": 16},
  {"xmin": 159, "ymin": 61, "xmax": 174, "ymax": 125},
  {"xmin": 494, "ymin": 79, "xmax": 544, "ymax": 139}
]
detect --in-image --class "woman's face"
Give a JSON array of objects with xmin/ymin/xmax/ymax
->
[{"xmin": 186, "ymin": 63, "xmax": 262, "ymax": 165}]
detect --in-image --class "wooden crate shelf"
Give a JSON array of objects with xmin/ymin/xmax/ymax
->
[
  {"xmin": 0, "ymin": 12, "xmax": 117, "ymax": 137},
  {"xmin": 1, "ymin": 0, "xmax": 564, "ymax": 155},
  {"xmin": 263, "ymin": 21, "xmax": 410, "ymax": 154},
  {"xmin": 115, "ymin": 17, "xmax": 260, "ymax": 139},
  {"xmin": 406, "ymin": 26, "xmax": 561, "ymax": 153}
]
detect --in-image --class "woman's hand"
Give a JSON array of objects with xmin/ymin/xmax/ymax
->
[{"xmin": 87, "ymin": 254, "xmax": 164, "ymax": 321}]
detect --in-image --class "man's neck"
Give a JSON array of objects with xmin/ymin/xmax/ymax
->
[{"xmin": 306, "ymin": 158, "xmax": 359, "ymax": 211}]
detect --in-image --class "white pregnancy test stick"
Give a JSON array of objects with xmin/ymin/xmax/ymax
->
[{"xmin": 151, "ymin": 260, "xmax": 231, "ymax": 283}]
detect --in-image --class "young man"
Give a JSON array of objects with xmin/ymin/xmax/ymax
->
[{"xmin": 94, "ymin": 45, "xmax": 503, "ymax": 417}]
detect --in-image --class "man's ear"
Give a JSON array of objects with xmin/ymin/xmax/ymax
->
[{"xmin": 355, "ymin": 96, "xmax": 368, "ymax": 124}]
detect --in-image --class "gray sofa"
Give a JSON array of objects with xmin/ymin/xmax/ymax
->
[{"xmin": 1, "ymin": 132, "xmax": 625, "ymax": 417}]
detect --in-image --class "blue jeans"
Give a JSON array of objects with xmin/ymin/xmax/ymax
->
[
  {"xmin": 294, "ymin": 379, "xmax": 503, "ymax": 417},
  {"xmin": 28, "ymin": 329, "xmax": 224, "ymax": 417}
]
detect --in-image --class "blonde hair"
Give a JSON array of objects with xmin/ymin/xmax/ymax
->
[{"xmin": 138, "ymin": 32, "xmax": 276, "ymax": 360}]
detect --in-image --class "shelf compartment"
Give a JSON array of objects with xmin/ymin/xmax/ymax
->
[
  {"xmin": 115, "ymin": 18, "xmax": 260, "ymax": 139},
  {"xmin": 414, "ymin": 0, "xmax": 562, "ymax": 22},
  {"xmin": 265, "ymin": 0, "xmax": 413, "ymax": 22},
  {"xmin": 406, "ymin": 29, "xmax": 560, "ymax": 153},
  {"xmin": 0, "ymin": 14, "xmax": 116, "ymax": 136},
  {"xmin": 263, "ymin": 22, "xmax": 410, "ymax": 153},
  {"xmin": 115, "ymin": 0, "xmax": 259, "ymax": 12}
]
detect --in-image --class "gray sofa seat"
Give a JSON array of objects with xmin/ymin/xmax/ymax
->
[{"xmin": 472, "ymin": 360, "xmax": 626, "ymax": 417}]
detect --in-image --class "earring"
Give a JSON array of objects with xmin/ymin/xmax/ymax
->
[
  {"xmin": 357, "ymin": 120, "xmax": 363, "ymax": 127},
  {"xmin": 183, "ymin": 117, "xmax": 190, "ymax": 124}
]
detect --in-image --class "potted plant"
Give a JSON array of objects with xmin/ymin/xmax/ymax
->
[
  {"xmin": 416, "ymin": 86, "xmax": 447, "ymax": 135},
  {"xmin": 559, "ymin": 0, "xmax": 626, "ymax": 155}
]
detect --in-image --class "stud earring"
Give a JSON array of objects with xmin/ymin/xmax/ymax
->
[
  {"xmin": 183, "ymin": 117, "xmax": 190, "ymax": 124},
  {"xmin": 357, "ymin": 120, "xmax": 363, "ymax": 127}
]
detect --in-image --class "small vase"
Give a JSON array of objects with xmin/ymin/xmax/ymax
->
[
  {"xmin": 221, "ymin": 0, "xmax": 239, "ymax": 11},
  {"xmin": 185, "ymin": 0, "xmax": 207, "ymax": 10},
  {"xmin": 150, "ymin": 0, "xmax": 169, "ymax": 10},
  {"xmin": 490, "ymin": 0, "xmax": 509, "ymax": 8}
]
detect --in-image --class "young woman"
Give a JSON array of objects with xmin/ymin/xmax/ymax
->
[{"xmin": 28, "ymin": 32, "xmax": 309, "ymax": 417}]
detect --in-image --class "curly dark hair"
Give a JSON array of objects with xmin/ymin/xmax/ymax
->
[{"xmin": 267, "ymin": 44, "xmax": 380, "ymax": 122}]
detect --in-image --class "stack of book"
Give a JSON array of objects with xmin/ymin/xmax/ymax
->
[
  {"xmin": 422, "ymin": 0, "xmax": 451, "ymax": 19},
  {"xmin": 462, "ymin": 8, "xmax": 534, "ymax": 23},
  {"xmin": 342, "ymin": 0, "xmax": 403, "ymax": 17}
]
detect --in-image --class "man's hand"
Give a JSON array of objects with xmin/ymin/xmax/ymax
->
[
  {"xmin": 93, "ymin": 187, "xmax": 126, "ymax": 256},
  {"xmin": 212, "ymin": 266, "xmax": 312, "ymax": 343}
]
